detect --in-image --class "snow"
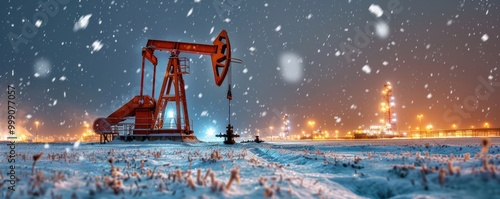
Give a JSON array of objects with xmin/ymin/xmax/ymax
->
[
  {"xmin": 187, "ymin": 8, "xmax": 194, "ymax": 17},
  {"xmin": 279, "ymin": 52, "xmax": 303, "ymax": 83},
  {"xmin": 73, "ymin": 14, "xmax": 92, "ymax": 32},
  {"xmin": 362, "ymin": 65, "xmax": 371, "ymax": 74},
  {"xmin": 2, "ymin": 138, "xmax": 499, "ymax": 199},
  {"xmin": 375, "ymin": 22, "xmax": 389, "ymax": 39},
  {"xmin": 368, "ymin": 4, "xmax": 384, "ymax": 18},
  {"xmin": 35, "ymin": 19, "xmax": 43, "ymax": 28},
  {"xmin": 90, "ymin": 40, "xmax": 104, "ymax": 53},
  {"xmin": 334, "ymin": 116, "xmax": 342, "ymax": 123},
  {"xmin": 275, "ymin": 25, "xmax": 282, "ymax": 32},
  {"xmin": 481, "ymin": 34, "xmax": 489, "ymax": 42},
  {"xmin": 34, "ymin": 58, "xmax": 52, "ymax": 78},
  {"xmin": 447, "ymin": 19, "xmax": 453, "ymax": 26}
]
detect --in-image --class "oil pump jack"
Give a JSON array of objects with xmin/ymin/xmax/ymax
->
[{"xmin": 93, "ymin": 30, "xmax": 240, "ymax": 144}]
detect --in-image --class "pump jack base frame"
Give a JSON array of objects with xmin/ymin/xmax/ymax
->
[
  {"xmin": 116, "ymin": 134, "xmax": 198, "ymax": 142},
  {"xmin": 99, "ymin": 130, "xmax": 198, "ymax": 144}
]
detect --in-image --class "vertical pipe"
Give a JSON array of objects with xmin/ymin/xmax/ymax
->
[
  {"xmin": 153, "ymin": 64, "xmax": 157, "ymax": 98},
  {"xmin": 174, "ymin": 59, "xmax": 182, "ymax": 131},
  {"xmin": 228, "ymin": 65, "xmax": 232, "ymax": 125},
  {"xmin": 140, "ymin": 57, "xmax": 145, "ymax": 96}
]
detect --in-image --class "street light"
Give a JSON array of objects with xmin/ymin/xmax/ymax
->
[
  {"xmin": 83, "ymin": 122, "xmax": 90, "ymax": 140},
  {"xmin": 417, "ymin": 114, "xmax": 423, "ymax": 127},
  {"xmin": 34, "ymin": 121, "xmax": 40, "ymax": 142},
  {"xmin": 484, "ymin": 122, "xmax": 490, "ymax": 128},
  {"xmin": 452, "ymin": 124, "xmax": 457, "ymax": 129},
  {"xmin": 416, "ymin": 114, "xmax": 423, "ymax": 139},
  {"xmin": 426, "ymin": 124, "xmax": 433, "ymax": 131},
  {"xmin": 308, "ymin": 121, "xmax": 315, "ymax": 139}
]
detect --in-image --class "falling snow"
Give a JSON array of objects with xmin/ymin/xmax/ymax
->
[
  {"xmin": 481, "ymin": 34, "xmax": 489, "ymax": 42},
  {"xmin": 35, "ymin": 20, "xmax": 42, "ymax": 28},
  {"xmin": 368, "ymin": 4, "xmax": 383, "ymax": 17},
  {"xmin": 362, "ymin": 65, "xmax": 372, "ymax": 74},
  {"xmin": 90, "ymin": 40, "xmax": 103, "ymax": 53},
  {"xmin": 375, "ymin": 21, "xmax": 390, "ymax": 39},
  {"xmin": 274, "ymin": 25, "xmax": 281, "ymax": 32},
  {"xmin": 73, "ymin": 14, "xmax": 92, "ymax": 32},
  {"xmin": 187, "ymin": 8, "xmax": 194, "ymax": 17}
]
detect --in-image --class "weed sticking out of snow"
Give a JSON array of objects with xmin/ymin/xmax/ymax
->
[
  {"xmin": 481, "ymin": 137, "xmax": 491, "ymax": 155},
  {"xmin": 32, "ymin": 152, "xmax": 44, "ymax": 175}
]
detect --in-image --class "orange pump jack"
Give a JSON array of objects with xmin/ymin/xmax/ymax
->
[{"xmin": 93, "ymin": 30, "xmax": 241, "ymax": 144}]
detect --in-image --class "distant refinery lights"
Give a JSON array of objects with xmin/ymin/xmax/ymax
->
[
  {"xmin": 381, "ymin": 82, "xmax": 397, "ymax": 132},
  {"xmin": 280, "ymin": 114, "xmax": 290, "ymax": 138}
]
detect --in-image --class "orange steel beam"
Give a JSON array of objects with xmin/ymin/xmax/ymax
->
[
  {"xmin": 146, "ymin": 40, "xmax": 217, "ymax": 55},
  {"xmin": 145, "ymin": 30, "xmax": 231, "ymax": 87},
  {"xmin": 142, "ymin": 47, "xmax": 158, "ymax": 65}
]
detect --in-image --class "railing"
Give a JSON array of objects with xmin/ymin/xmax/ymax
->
[
  {"xmin": 96, "ymin": 117, "xmax": 194, "ymax": 136},
  {"xmin": 406, "ymin": 128, "xmax": 500, "ymax": 139},
  {"xmin": 178, "ymin": 57, "xmax": 190, "ymax": 74}
]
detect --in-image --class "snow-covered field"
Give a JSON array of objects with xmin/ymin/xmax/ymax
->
[{"xmin": 2, "ymin": 138, "xmax": 500, "ymax": 199}]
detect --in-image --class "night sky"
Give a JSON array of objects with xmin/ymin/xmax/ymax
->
[{"xmin": 1, "ymin": 0, "xmax": 499, "ymax": 141}]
